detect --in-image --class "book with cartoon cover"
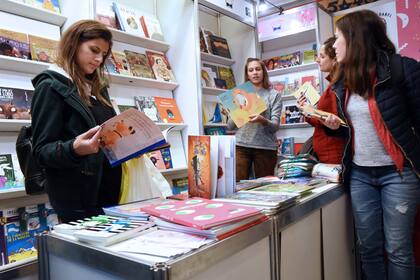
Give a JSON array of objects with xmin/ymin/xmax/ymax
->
[
  {"xmin": 28, "ymin": 35, "xmax": 58, "ymax": 63},
  {"xmin": 99, "ymin": 108, "xmax": 169, "ymax": 166},
  {"xmin": 218, "ymin": 82, "xmax": 267, "ymax": 128}
]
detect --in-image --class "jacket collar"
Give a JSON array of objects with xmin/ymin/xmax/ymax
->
[{"xmin": 375, "ymin": 50, "xmax": 392, "ymax": 84}]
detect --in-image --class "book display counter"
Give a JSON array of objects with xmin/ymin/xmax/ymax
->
[{"xmin": 37, "ymin": 183, "xmax": 354, "ymax": 280}]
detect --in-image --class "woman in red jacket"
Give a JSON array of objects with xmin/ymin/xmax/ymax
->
[{"xmin": 298, "ymin": 37, "xmax": 346, "ymax": 164}]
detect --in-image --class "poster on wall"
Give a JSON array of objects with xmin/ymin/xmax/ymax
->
[
  {"xmin": 396, "ymin": 0, "xmax": 420, "ymax": 61},
  {"xmin": 333, "ymin": 0, "xmax": 399, "ymax": 51},
  {"xmin": 258, "ymin": 3, "xmax": 316, "ymax": 41}
]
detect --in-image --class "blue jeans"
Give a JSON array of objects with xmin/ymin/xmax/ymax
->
[{"xmin": 350, "ymin": 164, "xmax": 420, "ymax": 280}]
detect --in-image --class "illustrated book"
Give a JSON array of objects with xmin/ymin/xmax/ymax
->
[
  {"xmin": 112, "ymin": 2, "xmax": 146, "ymax": 37},
  {"xmin": 292, "ymin": 82, "xmax": 320, "ymax": 106},
  {"xmin": 208, "ymin": 34, "xmax": 231, "ymax": 59},
  {"xmin": 0, "ymin": 86, "xmax": 33, "ymax": 120},
  {"xmin": 98, "ymin": 108, "xmax": 169, "ymax": 166},
  {"xmin": 153, "ymin": 96, "xmax": 183, "ymax": 123},
  {"xmin": 0, "ymin": 29, "xmax": 30, "ymax": 60},
  {"xmin": 140, "ymin": 14, "xmax": 164, "ymax": 41},
  {"xmin": 218, "ymin": 82, "xmax": 267, "ymax": 128},
  {"xmin": 145, "ymin": 51, "xmax": 176, "ymax": 83},
  {"xmin": 28, "ymin": 35, "xmax": 58, "ymax": 63},
  {"xmin": 141, "ymin": 197, "xmax": 261, "ymax": 230},
  {"xmin": 124, "ymin": 50, "xmax": 155, "ymax": 79}
]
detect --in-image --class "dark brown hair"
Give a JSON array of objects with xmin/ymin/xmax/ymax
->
[
  {"xmin": 322, "ymin": 36, "xmax": 337, "ymax": 76},
  {"xmin": 332, "ymin": 10, "xmax": 396, "ymax": 98},
  {"xmin": 244, "ymin": 58, "xmax": 271, "ymax": 90},
  {"xmin": 56, "ymin": 20, "xmax": 113, "ymax": 106}
]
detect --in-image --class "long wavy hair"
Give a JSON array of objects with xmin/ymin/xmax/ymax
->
[
  {"xmin": 56, "ymin": 20, "xmax": 113, "ymax": 106},
  {"xmin": 332, "ymin": 10, "xmax": 396, "ymax": 98},
  {"xmin": 244, "ymin": 57, "xmax": 271, "ymax": 90}
]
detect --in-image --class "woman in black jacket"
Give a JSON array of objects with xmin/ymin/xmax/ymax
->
[
  {"xmin": 31, "ymin": 20, "xmax": 121, "ymax": 222},
  {"xmin": 327, "ymin": 10, "xmax": 420, "ymax": 280}
]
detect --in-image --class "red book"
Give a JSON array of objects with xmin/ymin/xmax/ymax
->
[
  {"xmin": 154, "ymin": 96, "xmax": 184, "ymax": 123},
  {"xmin": 141, "ymin": 198, "xmax": 261, "ymax": 230},
  {"xmin": 188, "ymin": 136, "xmax": 211, "ymax": 198}
]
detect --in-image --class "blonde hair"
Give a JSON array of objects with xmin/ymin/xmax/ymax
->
[{"xmin": 56, "ymin": 20, "xmax": 113, "ymax": 106}]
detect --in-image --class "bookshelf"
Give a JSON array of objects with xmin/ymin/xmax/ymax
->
[
  {"xmin": 202, "ymin": 86, "xmax": 225, "ymax": 96},
  {"xmin": 108, "ymin": 73, "xmax": 178, "ymax": 90},
  {"xmin": 201, "ymin": 52, "xmax": 235, "ymax": 66},
  {"xmin": 0, "ymin": 0, "xmax": 67, "ymax": 26},
  {"xmin": 0, "ymin": 119, "xmax": 31, "ymax": 132},
  {"xmin": 0, "ymin": 55, "xmax": 50, "ymax": 74},
  {"xmin": 109, "ymin": 29, "xmax": 170, "ymax": 52},
  {"xmin": 268, "ymin": 62, "xmax": 319, "ymax": 76}
]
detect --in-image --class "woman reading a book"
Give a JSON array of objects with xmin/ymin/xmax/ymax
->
[
  {"xmin": 31, "ymin": 20, "xmax": 122, "ymax": 222},
  {"xmin": 297, "ymin": 37, "xmax": 346, "ymax": 164},
  {"xmin": 227, "ymin": 58, "xmax": 282, "ymax": 181},
  {"xmin": 329, "ymin": 11, "xmax": 420, "ymax": 280}
]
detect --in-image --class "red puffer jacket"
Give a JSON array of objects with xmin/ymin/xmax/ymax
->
[{"xmin": 306, "ymin": 83, "xmax": 346, "ymax": 164}]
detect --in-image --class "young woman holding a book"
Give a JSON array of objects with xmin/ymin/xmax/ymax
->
[
  {"xmin": 297, "ymin": 37, "xmax": 346, "ymax": 164},
  {"xmin": 226, "ymin": 58, "xmax": 282, "ymax": 181},
  {"xmin": 329, "ymin": 10, "xmax": 420, "ymax": 280},
  {"xmin": 31, "ymin": 20, "xmax": 122, "ymax": 222}
]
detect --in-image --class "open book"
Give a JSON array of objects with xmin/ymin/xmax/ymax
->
[
  {"xmin": 301, "ymin": 104, "xmax": 347, "ymax": 127},
  {"xmin": 99, "ymin": 108, "xmax": 173, "ymax": 166}
]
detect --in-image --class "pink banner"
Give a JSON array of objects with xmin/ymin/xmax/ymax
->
[{"xmin": 396, "ymin": 0, "xmax": 420, "ymax": 61}]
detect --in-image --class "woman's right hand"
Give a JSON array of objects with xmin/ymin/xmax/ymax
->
[
  {"xmin": 297, "ymin": 94, "xmax": 307, "ymax": 108},
  {"xmin": 72, "ymin": 126, "xmax": 102, "ymax": 156},
  {"xmin": 323, "ymin": 114, "xmax": 341, "ymax": 130}
]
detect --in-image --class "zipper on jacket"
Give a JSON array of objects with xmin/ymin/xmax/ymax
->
[
  {"xmin": 334, "ymin": 90, "xmax": 351, "ymax": 179},
  {"xmin": 373, "ymin": 77, "xmax": 420, "ymax": 177}
]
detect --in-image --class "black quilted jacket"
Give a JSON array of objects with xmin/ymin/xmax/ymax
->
[{"xmin": 330, "ymin": 53, "xmax": 420, "ymax": 185}]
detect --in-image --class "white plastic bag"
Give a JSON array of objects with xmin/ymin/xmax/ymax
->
[{"xmin": 119, "ymin": 155, "xmax": 172, "ymax": 203}]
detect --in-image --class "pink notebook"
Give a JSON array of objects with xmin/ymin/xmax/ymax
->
[{"xmin": 141, "ymin": 198, "xmax": 261, "ymax": 230}]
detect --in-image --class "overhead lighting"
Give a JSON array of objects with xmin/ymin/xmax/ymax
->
[{"xmin": 258, "ymin": 0, "xmax": 284, "ymax": 15}]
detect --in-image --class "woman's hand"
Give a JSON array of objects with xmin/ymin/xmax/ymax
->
[
  {"xmin": 323, "ymin": 114, "xmax": 341, "ymax": 130},
  {"xmin": 249, "ymin": 114, "xmax": 268, "ymax": 125},
  {"xmin": 73, "ymin": 126, "xmax": 102, "ymax": 156},
  {"xmin": 297, "ymin": 93, "xmax": 307, "ymax": 108}
]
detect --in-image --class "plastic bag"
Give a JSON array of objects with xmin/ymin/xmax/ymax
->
[{"xmin": 119, "ymin": 155, "xmax": 172, "ymax": 204}]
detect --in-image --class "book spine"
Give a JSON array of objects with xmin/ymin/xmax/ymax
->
[
  {"xmin": 140, "ymin": 16, "xmax": 150, "ymax": 38},
  {"xmin": 112, "ymin": 3, "xmax": 125, "ymax": 32},
  {"xmin": 217, "ymin": 215, "xmax": 269, "ymax": 240}
]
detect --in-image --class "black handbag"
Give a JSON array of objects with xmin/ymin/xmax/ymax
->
[{"xmin": 15, "ymin": 126, "xmax": 47, "ymax": 195}]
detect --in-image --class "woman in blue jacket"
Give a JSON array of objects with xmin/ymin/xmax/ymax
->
[
  {"xmin": 31, "ymin": 20, "xmax": 121, "ymax": 222},
  {"xmin": 328, "ymin": 10, "xmax": 420, "ymax": 280}
]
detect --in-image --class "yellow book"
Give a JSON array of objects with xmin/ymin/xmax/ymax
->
[{"xmin": 292, "ymin": 82, "xmax": 320, "ymax": 106}]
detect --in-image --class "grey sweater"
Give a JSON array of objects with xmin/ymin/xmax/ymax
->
[{"xmin": 227, "ymin": 87, "xmax": 282, "ymax": 150}]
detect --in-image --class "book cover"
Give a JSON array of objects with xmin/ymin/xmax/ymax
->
[
  {"xmin": 0, "ymin": 86, "xmax": 33, "ymax": 120},
  {"xmin": 117, "ymin": 104, "xmax": 136, "ymax": 113},
  {"xmin": 311, "ymin": 163, "xmax": 342, "ymax": 183},
  {"xmin": 209, "ymin": 34, "xmax": 231, "ymax": 59},
  {"xmin": 281, "ymin": 137, "xmax": 295, "ymax": 155},
  {"xmin": 218, "ymin": 82, "xmax": 267, "ymax": 128},
  {"xmin": 172, "ymin": 177, "xmax": 188, "ymax": 195},
  {"xmin": 140, "ymin": 14, "xmax": 164, "ymax": 41},
  {"xmin": 301, "ymin": 104, "xmax": 347, "ymax": 127},
  {"xmin": 160, "ymin": 147, "xmax": 173, "ymax": 169},
  {"xmin": 0, "ymin": 29, "xmax": 30, "ymax": 60},
  {"xmin": 112, "ymin": 2, "xmax": 145, "ymax": 37},
  {"xmin": 111, "ymin": 50, "xmax": 132, "ymax": 76},
  {"xmin": 124, "ymin": 50, "xmax": 155, "ymax": 79},
  {"xmin": 145, "ymin": 51, "xmax": 176, "ymax": 83},
  {"xmin": 199, "ymin": 28, "xmax": 208, "ymax": 53},
  {"xmin": 134, "ymin": 96, "xmax": 161, "ymax": 122},
  {"xmin": 102, "ymin": 197, "xmax": 165, "ymax": 219},
  {"xmin": 95, "ymin": 0, "xmax": 118, "ymax": 29},
  {"xmin": 200, "ymin": 27, "xmax": 213, "ymax": 54},
  {"xmin": 153, "ymin": 96, "xmax": 183, "ymax": 123},
  {"xmin": 278, "ymin": 51, "xmax": 301, "ymax": 68},
  {"xmin": 292, "ymin": 82, "xmax": 320, "ymax": 106},
  {"xmin": 202, "ymin": 101, "xmax": 217, "ymax": 124},
  {"xmin": 214, "ymin": 78, "xmax": 227, "ymax": 89},
  {"xmin": 0, "ymin": 154, "xmax": 15, "ymax": 189},
  {"xmin": 141, "ymin": 198, "xmax": 261, "ymax": 230},
  {"xmin": 99, "ymin": 108, "xmax": 168, "ymax": 166},
  {"xmin": 25, "ymin": 0, "xmax": 60, "ymax": 13},
  {"xmin": 303, "ymin": 49, "xmax": 316, "ymax": 64},
  {"xmin": 204, "ymin": 127, "xmax": 227, "ymax": 136},
  {"xmin": 147, "ymin": 150, "xmax": 165, "ymax": 170},
  {"xmin": 284, "ymin": 105, "xmax": 305, "ymax": 124},
  {"xmin": 105, "ymin": 56, "xmax": 119, "ymax": 74},
  {"xmin": 217, "ymin": 66, "xmax": 236, "ymax": 89},
  {"xmin": 188, "ymin": 136, "xmax": 211, "ymax": 199},
  {"xmin": 201, "ymin": 67, "xmax": 217, "ymax": 88},
  {"xmin": 28, "ymin": 35, "xmax": 58, "ymax": 63},
  {"xmin": 243, "ymin": 182, "xmax": 315, "ymax": 196}
]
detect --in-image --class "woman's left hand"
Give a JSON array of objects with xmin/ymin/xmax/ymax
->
[{"xmin": 249, "ymin": 114, "xmax": 268, "ymax": 125}]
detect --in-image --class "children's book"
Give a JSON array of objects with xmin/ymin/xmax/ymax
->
[
  {"xmin": 301, "ymin": 104, "xmax": 347, "ymax": 127},
  {"xmin": 141, "ymin": 197, "xmax": 261, "ymax": 230},
  {"xmin": 0, "ymin": 154, "xmax": 15, "ymax": 189},
  {"xmin": 311, "ymin": 163, "xmax": 342, "ymax": 183},
  {"xmin": 145, "ymin": 51, "xmax": 176, "ymax": 83},
  {"xmin": 140, "ymin": 14, "xmax": 164, "ymax": 41},
  {"xmin": 105, "ymin": 57, "xmax": 119, "ymax": 74},
  {"xmin": 25, "ymin": 0, "xmax": 60, "ymax": 13},
  {"xmin": 147, "ymin": 150, "xmax": 166, "ymax": 170},
  {"xmin": 241, "ymin": 182, "xmax": 315, "ymax": 197},
  {"xmin": 208, "ymin": 34, "xmax": 231, "ymax": 59},
  {"xmin": 214, "ymin": 191, "xmax": 298, "ymax": 208},
  {"xmin": 303, "ymin": 49, "xmax": 316, "ymax": 64},
  {"xmin": 172, "ymin": 177, "xmax": 188, "ymax": 195},
  {"xmin": 200, "ymin": 27, "xmax": 214, "ymax": 54},
  {"xmin": 28, "ymin": 35, "xmax": 58, "ymax": 63},
  {"xmin": 111, "ymin": 50, "xmax": 132, "ymax": 76},
  {"xmin": 0, "ymin": 86, "xmax": 33, "ymax": 120},
  {"xmin": 95, "ymin": 0, "xmax": 119, "ymax": 29},
  {"xmin": 188, "ymin": 136, "xmax": 211, "ymax": 199},
  {"xmin": 217, "ymin": 66, "xmax": 236, "ymax": 89},
  {"xmin": 102, "ymin": 197, "xmax": 165, "ymax": 219},
  {"xmin": 0, "ymin": 29, "xmax": 30, "ymax": 60},
  {"xmin": 134, "ymin": 96, "xmax": 161, "ymax": 122},
  {"xmin": 124, "ymin": 50, "xmax": 155, "ymax": 79},
  {"xmin": 199, "ymin": 28, "xmax": 208, "ymax": 53},
  {"xmin": 153, "ymin": 97, "xmax": 183, "ymax": 123},
  {"xmin": 201, "ymin": 67, "xmax": 217, "ymax": 88},
  {"xmin": 98, "ymin": 108, "xmax": 169, "ymax": 166},
  {"xmin": 112, "ymin": 2, "xmax": 146, "ymax": 37},
  {"xmin": 218, "ymin": 82, "xmax": 267, "ymax": 128},
  {"xmin": 204, "ymin": 127, "xmax": 227, "ymax": 135},
  {"xmin": 292, "ymin": 82, "xmax": 320, "ymax": 106},
  {"xmin": 160, "ymin": 147, "xmax": 173, "ymax": 169},
  {"xmin": 284, "ymin": 105, "xmax": 305, "ymax": 124}
]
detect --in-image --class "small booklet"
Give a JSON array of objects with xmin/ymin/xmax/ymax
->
[
  {"xmin": 301, "ymin": 104, "xmax": 347, "ymax": 127},
  {"xmin": 218, "ymin": 82, "xmax": 267, "ymax": 128},
  {"xmin": 293, "ymin": 82, "xmax": 320, "ymax": 105},
  {"xmin": 99, "ymin": 108, "xmax": 172, "ymax": 167}
]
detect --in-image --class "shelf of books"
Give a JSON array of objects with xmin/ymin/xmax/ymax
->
[
  {"xmin": 0, "ymin": 0, "xmax": 66, "ymax": 26},
  {"xmin": 0, "ymin": 256, "xmax": 37, "ymax": 274},
  {"xmin": 202, "ymin": 86, "xmax": 226, "ymax": 96},
  {"xmin": 201, "ymin": 52, "xmax": 235, "ymax": 66},
  {"xmin": 204, "ymin": 123, "xmax": 228, "ymax": 128},
  {"xmin": 109, "ymin": 29, "xmax": 170, "ymax": 53},
  {"xmin": 268, "ymin": 62, "xmax": 319, "ymax": 76},
  {"xmin": 0, "ymin": 119, "xmax": 31, "ymax": 132},
  {"xmin": 0, "ymin": 55, "xmax": 50, "ymax": 74},
  {"xmin": 0, "ymin": 188, "xmax": 27, "ymax": 200},
  {"xmin": 108, "ymin": 73, "xmax": 178, "ymax": 91}
]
